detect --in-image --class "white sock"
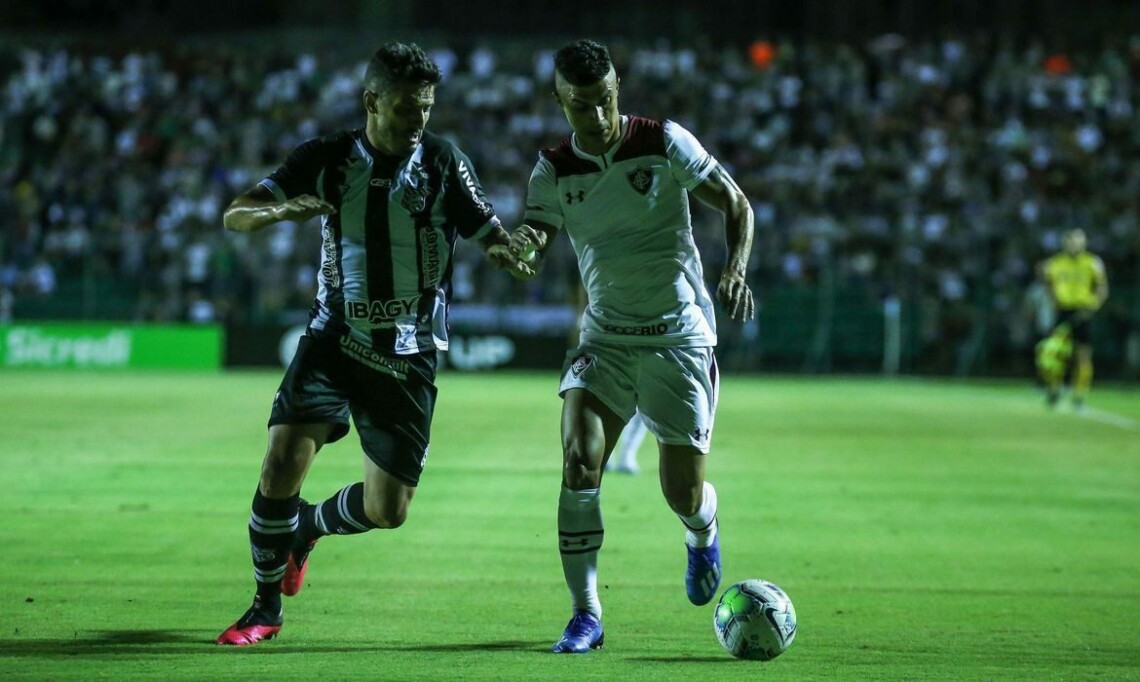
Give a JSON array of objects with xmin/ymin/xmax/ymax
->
[
  {"xmin": 558, "ymin": 486, "xmax": 603, "ymax": 618},
  {"xmin": 614, "ymin": 413, "xmax": 648, "ymax": 468},
  {"xmin": 679, "ymin": 481, "xmax": 718, "ymax": 548}
]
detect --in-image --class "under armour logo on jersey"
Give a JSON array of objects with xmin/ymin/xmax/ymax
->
[
  {"xmin": 569, "ymin": 354, "xmax": 594, "ymax": 378},
  {"xmin": 565, "ymin": 190, "xmax": 585, "ymax": 204},
  {"xmin": 693, "ymin": 427, "xmax": 710, "ymax": 441}
]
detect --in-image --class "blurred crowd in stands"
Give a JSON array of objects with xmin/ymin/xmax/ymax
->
[{"xmin": 2, "ymin": 33, "xmax": 1138, "ymax": 373}]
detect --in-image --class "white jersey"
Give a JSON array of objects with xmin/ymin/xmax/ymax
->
[{"xmin": 525, "ymin": 116, "xmax": 718, "ymax": 347}]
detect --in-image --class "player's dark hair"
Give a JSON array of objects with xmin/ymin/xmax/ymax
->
[
  {"xmin": 364, "ymin": 42, "xmax": 441, "ymax": 93},
  {"xmin": 554, "ymin": 39, "xmax": 614, "ymax": 86}
]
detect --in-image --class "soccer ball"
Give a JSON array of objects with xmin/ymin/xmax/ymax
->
[{"xmin": 713, "ymin": 579, "xmax": 797, "ymax": 660}]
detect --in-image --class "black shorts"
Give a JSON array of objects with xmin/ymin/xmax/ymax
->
[
  {"xmin": 1055, "ymin": 309, "xmax": 1092, "ymax": 345},
  {"xmin": 268, "ymin": 332, "xmax": 438, "ymax": 486}
]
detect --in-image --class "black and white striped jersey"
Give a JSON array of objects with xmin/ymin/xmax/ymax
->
[{"xmin": 260, "ymin": 128, "xmax": 500, "ymax": 355}]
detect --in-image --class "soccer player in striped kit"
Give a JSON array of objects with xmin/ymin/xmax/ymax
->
[
  {"xmin": 216, "ymin": 42, "xmax": 534, "ymax": 645},
  {"xmin": 507, "ymin": 39, "xmax": 756, "ymax": 653}
]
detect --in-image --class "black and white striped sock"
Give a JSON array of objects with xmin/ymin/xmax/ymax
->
[
  {"xmin": 299, "ymin": 483, "xmax": 380, "ymax": 542},
  {"xmin": 248, "ymin": 490, "xmax": 299, "ymax": 611}
]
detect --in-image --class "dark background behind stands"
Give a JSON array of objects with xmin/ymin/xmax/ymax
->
[
  {"xmin": 5, "ymin": 0, "xmax": 1140, "ymax": 42},
  {"xmin": 1, "ymin": 0, "xmax": 1138, "ymax": 377}
]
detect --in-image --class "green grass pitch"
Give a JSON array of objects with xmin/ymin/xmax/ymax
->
[{"xmin": 1, "ymin": 369, "xmax": 1138, "ymax": 680}]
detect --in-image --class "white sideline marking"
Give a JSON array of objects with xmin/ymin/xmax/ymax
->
[{"xmin": 1070, "ymin": 406, "xmax": 1140, "ymax": 432}]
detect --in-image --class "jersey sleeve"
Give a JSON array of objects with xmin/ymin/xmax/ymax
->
[
  {"xmin": 261, "ymin": 138, "xmax": 325, "ymax": 201},
  {"xmin": 522, "ymin": 155, "xmax": 564, "ymax": 229},
  {"xmin": 1091, "ymin": 254, "xmax": 1108, "ymax": 283},
  {"xmin": 443, "ymin": 146, "xmax": 501, "ymax": 240},
  {"xmin": 664, "ymin": 120, "xmax": 718, "ymax": 191}
]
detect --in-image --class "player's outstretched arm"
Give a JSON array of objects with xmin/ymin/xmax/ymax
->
[
  {"xmin": 1093, "ymin": 256, "xmax": 1109, "ymax": 310},
  {"xmin": 691, "ymin": 166, "xmax": 755, "ymax": 321},
  {"xmin": 480, "ymin": 223, "xmax": 546, "ymax": 280},
  {"xmin": 223, "ymin": 185, "xmax": 336, "ymax": 233}
]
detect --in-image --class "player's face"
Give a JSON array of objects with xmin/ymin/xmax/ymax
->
[
  {"xmin": 365, "ymin": 83, "xmax": 434, "ymax": 155},
  {"xmin": 554, "ymin": 67, "xmax": 621, "ymax": 153},
  {"xmin": 1063, "ymin": 229, "xmax": 1086, "ymax": 255}
]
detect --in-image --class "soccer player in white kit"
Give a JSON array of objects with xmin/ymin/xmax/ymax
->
[{"xmin": 507, "ymin": 39, "xmax": 755, "ymax": 653}]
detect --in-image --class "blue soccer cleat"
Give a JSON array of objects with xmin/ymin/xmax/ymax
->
[
  {"xmin": 685, "ymin": 534, "xmax": 722, "ymax": 606},
  {"xmin": 552, "ymin": 610, "xmax": 604, "ymax": 653}
]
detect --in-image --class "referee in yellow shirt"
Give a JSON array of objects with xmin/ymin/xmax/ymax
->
[{"xmin": 1040, "ymin": 229, "xmax": 1109, "ymax": 407}]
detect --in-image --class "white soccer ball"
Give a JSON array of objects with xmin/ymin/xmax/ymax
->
[{"xmin": 713, "ymin": 578, "xmax": 797, "ymax": 660}]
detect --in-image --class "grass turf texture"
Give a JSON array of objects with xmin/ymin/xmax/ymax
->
[{"xmin": 1, "ymin": 370, "xmax": 1137, "ymax": 681}]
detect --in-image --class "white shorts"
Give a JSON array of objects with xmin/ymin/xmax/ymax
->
[{"xmin": 559, "ymin": 343, "xmax": 719, "ymax": 452}]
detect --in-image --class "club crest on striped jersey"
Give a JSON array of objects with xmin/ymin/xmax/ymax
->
[
  {"xmin": 570, "ymin": 354, "xmax": 594, "ymax": 378},
  {"xmin": 627, "ymin": 166, "xmax": 653, "ymax": 195},
  {"xmin": 400, "ymin": 164, "xmax": 431, "ymax": 213}
]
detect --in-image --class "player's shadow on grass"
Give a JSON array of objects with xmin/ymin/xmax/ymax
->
[
  {"xmin": 629, "ymin": 655, "xmax": 735, "ymax": 663},
  {"xmin": 89, "ymin": 630, "xmax": 207, "ymax": 645},
  {"xmin": 0, "ymin": 630, "xmax": 216, "ymax": 657},
  {"xmin": 386, "ymin": 640, "xmax": 550, "ymax": 654},
  {"xmin": 0, "ymin": 632, "xmax": 551, "ymax": 657}
]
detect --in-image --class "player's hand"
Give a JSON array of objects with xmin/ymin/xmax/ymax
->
[
  {"xmin": 486, "ymin": 244, "xmax": 539, "ymax": 280},
  {"xmin": 717, "ymin": 268, "xmax": 754, "ymax": 321},
  {"xmin": 507, "ymin": 224, "xmax": 548, "ymax": 262},
  {"xmin": 278, "ymin": 194, "xmax": 336, "ymax": 222}
]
